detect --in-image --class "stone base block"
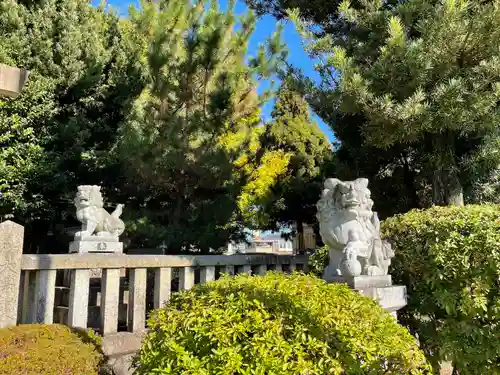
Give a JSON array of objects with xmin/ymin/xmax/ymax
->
[
  {"xmin": 69, "ymin": 240, "xmax": 123, "ymax": 254},
  {"xmin": 328, "ymin": 275, "xmax": 393, "ymax": 289},
  {"xmin": 327, "ymin": 275, "xmax": 406, "ymax": 314},
  {"xmin": 358, "ymin": 285, "xmax": 407, "ymax": 313},
  {"xmin": 102, "ymin": 331, "xmax": 149, "ymax": 375}
]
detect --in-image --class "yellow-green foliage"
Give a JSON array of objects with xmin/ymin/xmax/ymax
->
[
  {"xmin": 382, "ymin": 204, "xmax": 500, "ymax": 374},
  {"xmin": 134, "ymin": 272, "xmax": 430, "ymax": 374},
  {"xmin": 0, "ymin": 324, "xmax": 103, "ymax": 375},
  {"xmin": 218, "ymin": 111, "xmax": 291, "ymax": 219}
]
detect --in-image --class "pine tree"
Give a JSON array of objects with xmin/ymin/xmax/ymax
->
[
  {"xmin": 256, "ymin": 83, "xmax": 332, "ymax": 246},
  {"xmin": 290, "ymin": 0, "xmax": 500, "ymax": 206},
  {"xmin": 116, "ymin": 0, "xmax": 287, "ymax": 252}
]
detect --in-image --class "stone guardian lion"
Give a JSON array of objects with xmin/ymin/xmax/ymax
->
[
  {"xmin": 316, "ymin": 178, "xmax": 394, "ymax": 279},
  {"xmin": 74, "ymin": 185, "xmax": 125, "ymax": 240}
]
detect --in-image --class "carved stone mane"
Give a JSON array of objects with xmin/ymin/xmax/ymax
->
[
  {"xmin": 74, "ymin": 185, "xmax": 125, "ymax": 241},
  {"xmin": 316, "ymin": 178, "xmax": 394, "ymax": 279}
]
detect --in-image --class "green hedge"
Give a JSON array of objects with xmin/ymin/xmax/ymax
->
[
  {"xmin": 0, "ymin": 324, "xmax": 103, "ymax": 374},
  {"xmin": 382, "ymin": 204, "xmax": 500, "ymax": 374},
  {"xmin": 134, "ymin": 272, "xmax": 429, "ymax": 374}
]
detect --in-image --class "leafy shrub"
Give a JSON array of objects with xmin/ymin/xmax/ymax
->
[
  {"xmin": 307, "ymin": 245, "xmax": 329, "ymax": 277},
  {"xmin": 382, "ymin": 204, "xmax": 500, "ymax": 374},
  {"xmin": 134, "ymin": 272, "xmax": 430, "ymax": 374},
  {"xmin": 0, "ymin": 324, "xmax": 103, "ymax": 375}
]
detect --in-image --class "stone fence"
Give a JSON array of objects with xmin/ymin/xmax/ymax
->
[{"xmin": 0, "ymin": 221, "xmax": 308, "ymax": 336}]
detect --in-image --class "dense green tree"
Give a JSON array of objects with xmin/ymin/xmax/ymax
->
[
  {"xmin": 247, "ymin": 0, "xmax": 500, "ymax": 211},
  {"xmin": 256, "ymin": 83, "xmax": 332, "ymax": 246},
  {"xmin": 0, "ymin": 0, "xmax": 142, "ymax": 252},
  {"xmin": 114, "ymin": 0, "xmax": 287, "ymax": 252},
  {"xmin": 292, "ymin": 0, "xmax": 500, "ymax": 206}
]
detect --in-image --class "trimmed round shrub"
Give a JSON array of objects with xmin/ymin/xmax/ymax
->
[
  {"xmin": 134, "ymin": 272, "xmax": 430, "ymax": 374},
  {"xmin": 382, "ymin": 204, "xmax": 500, "ymax": 374},
  {"xmin": 0, "ymin": 324, "xmax": 103, "ymax": 374}
]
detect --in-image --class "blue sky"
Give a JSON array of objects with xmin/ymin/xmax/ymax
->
[{"xmin": 93, "ymin": 0, "xmax": 335, "ymax": 141}]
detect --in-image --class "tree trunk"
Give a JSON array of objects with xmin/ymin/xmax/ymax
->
[
  {"xmin": 401, "ymin": 153, "xmax": 420, "ymax": 209},
  {"xmin": 431, "ymin": 133, "xmax": 464, "ymax": 206},
  {"xmin": 432, "ymin": 165, "xmax": 464, "ymax": 206},
  {"xmin": 296, "ymin": 220, "xmax": 305, "ymax": 250}
]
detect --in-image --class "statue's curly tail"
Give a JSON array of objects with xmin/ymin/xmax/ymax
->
[{"xmin": 111, "ymin": 204, "xmax": 123, "ymax": 219}]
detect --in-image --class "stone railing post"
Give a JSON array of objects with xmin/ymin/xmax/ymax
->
[
  {"xmin": 0, "ymin": 220, "xmax": 24, "ymax": 328},
  {"xmin": 0, "ymin": 64, "xmax": 29, "ymax": 98}
]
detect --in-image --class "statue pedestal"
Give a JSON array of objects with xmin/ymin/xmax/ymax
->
[
  {"xmin": 69, "ymin": 237, "xmax": 123, "ymax": 254},
  {"xmin": 327, "ymin": 275, "xmax": 407, "ymax": 317}
]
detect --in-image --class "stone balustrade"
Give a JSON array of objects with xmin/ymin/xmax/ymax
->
[{"xmin": 15, "ymin": 252, "xmax": 307, "ymax": 334}]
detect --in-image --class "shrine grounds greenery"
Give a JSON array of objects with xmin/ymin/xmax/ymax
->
[
  {"xmin": 382, "ymin": 204, "xmax": 500, "ymax": 374},
  {"xmin": 134, "ymin": 272, "xmax": 430, "ymax": 374},
  {"xmin": 0, "ymin": 324, "xmax": 104, "ymax": 374}
]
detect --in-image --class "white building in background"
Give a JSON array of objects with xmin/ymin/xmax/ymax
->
[{"xmin": 225, "ymin": 226, "xmax": 316, "ymax": 255}]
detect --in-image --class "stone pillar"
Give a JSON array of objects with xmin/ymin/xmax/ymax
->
[
  {"xmin": 153, "ymin": 267, "xmax": 171, "ymax": 309},
  {"xmin": 0, "ymin": 64, "xmax": 29, "ymax": 98},
  {"xmin": 0, "ymin": 220, "xmax": 24, "ymax": 328},
  {"xmin": 200, "ymin": 266, "xmax": 215, "ymax": 283},
  {"xmin": 255, "ymin": 265, "xmax": 267, "ymax": 276},
  {"xmin": 68, "ymin": 269, "xmax": 90, "ymax": 329},
  {"xmin": 101, "ymin": 268, "xmax": 121, "ymax": 335},
  {"xmin": 240, "ymin": 265, "xmax": 252, "ymax": 275},
  {"xmin": 179, "ymin": 267, "xmax": 195, "ymax": 291},
  {"xmin": 224, "ymin": 265, "xmax": 235, "ymax": 276},
  {"xmin": 128, "ymin": 268, "xmax": 147, "ymax": 333}
]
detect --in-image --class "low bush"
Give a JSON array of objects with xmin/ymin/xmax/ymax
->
[
  {"xmin": 382, "ymin": 204, "xmax": 500, "ymax": 374},
  {"xmin": 134, "ymin": 272, "xmax": 430, "ymax": 374},
  {"xmin": 307, "ymin": 245, "xmax": 329, "ymax": 277},
  {"xmin": 0, "ymin": 324, "xmax": 103, "ymax": 375}
]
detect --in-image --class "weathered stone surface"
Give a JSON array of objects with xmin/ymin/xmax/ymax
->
[
  {"xmin": 358, "ymin": 285, "xmax": 407, "ymax": 313},
  {"xmin": 106, "ymin": 353, "xmax": 135, "ymax": 375},
  {"xmin": 102, "ymin": 331, "xmax": 148, "ymax": 357},
  {"xmin": 102, "ymin": 331, "xmax": 149, "ymax": 375},
  {"xmin": 316, "ymin": 178, "xmax": 394, "ymax": 278},
  {"xmin": 0, "ymin": 64, "xmax": 29, "ymax": 98},
  {"xmin": 73, "ymin": 185, "xmax": 125, "ymax": 240},
  {"xmin": 128, "ymin": 268, "xmax": 147, "ymax": 332},
  {"xmin": 224, "ymin": 265, "xmax": 235, "ymax": 275},
  {"xmin": 69, "ymin": 240, "xmax": 123, "ymax": 254},
  {"xmin": 101, "ymin": 268, "xmax": 121, "ymax": 334},
  {"xmin": 154, "ymin": 267, "xmax": 171, "ymax": 309},
  {"xmin": 255, "ymin": 265, "xmax": 267, "ymax": 275},
  {"xmin": 328, "ymin": 269, "xmax": 407, "ymax": 314},
  {"xmin": 329, "ymin": 275, "xmax": 393, "ymax": 289},
  {"xmin": 179, "ymin": 267, "xmax": 195, "ymax": 291},
  {"xmin": 0, "ymin": 220, "xmax": 24, "ymax": 328},
  {"xmin": 21, "ymin": 253, "xmax": 308, "ymax": 270},
  {"xmin": 200, "ymin": 266, "xmax": 215, "ymax": 283},
  {"xmin": 68, "ymin": 269, "xmax": 90, "ymax": 329},
  {"xmin": 34, "ymin": 270, "xmax": 57, "ymax": 324},
  {"xmin": 240, "ymin": 265, "xmax": 252, "ymax": 274}
]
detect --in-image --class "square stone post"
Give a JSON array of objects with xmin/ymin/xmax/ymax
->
[
  {"xmin": 0, "ymin": 64, "xmax": 29, "ymax": 98},
  {"xmin": 128, "ymin": 268, "xmax": 147, "ymax": 333},
  {"xmin": 154, "ymin": 267, "xmax": 172, "ymax": 309},
  {"xmin": 179, "ymin": 267, "xmax": 195, "ymax": 291},
  {"xmin": 0, "ymin": 221, "xmax": 24, "ymax": 328},
  {"xmin": 200, "ymin": 266, "xmax": 215, "ymax": 283},
  {"xmin": 255, "ymin": 265, "xmax": 267, "ymax": 275}
]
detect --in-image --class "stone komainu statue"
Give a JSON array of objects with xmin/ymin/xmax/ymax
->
[
  {"xmin": 74, "ymin": 185, "xmax": 125, "ymax": 240},
  {"xmin": 316, "ymin": 178, "xmax": 394, "ymax": 279}
]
